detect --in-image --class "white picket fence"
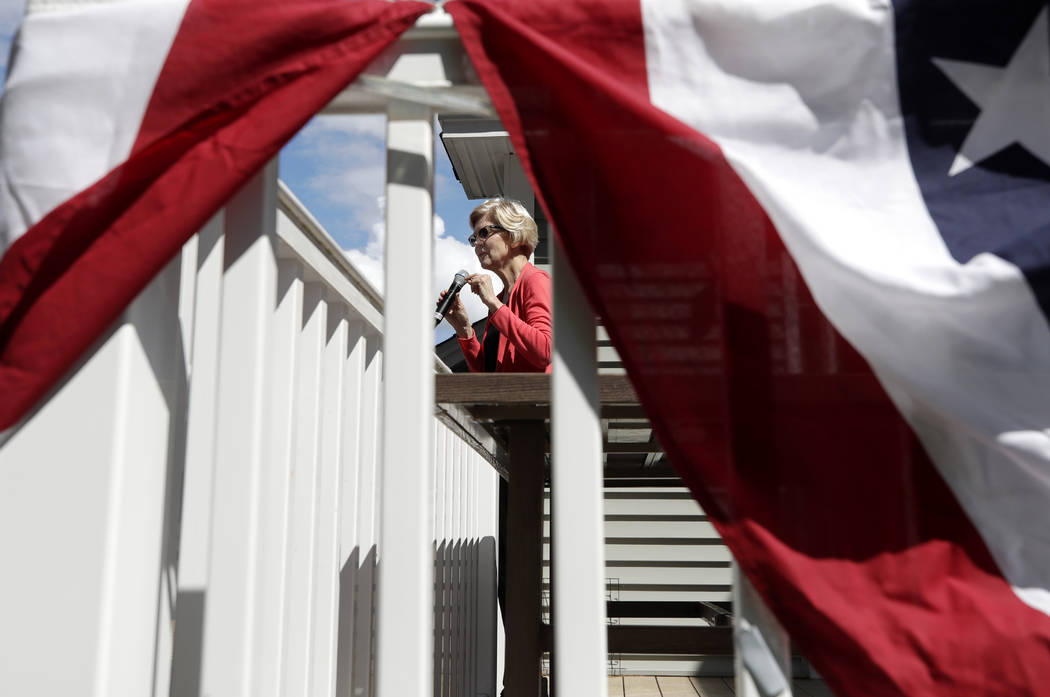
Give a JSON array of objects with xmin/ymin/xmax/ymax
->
[{"xmin": 0, "ymin": 163, "xmax": 500, "ymax": 697}]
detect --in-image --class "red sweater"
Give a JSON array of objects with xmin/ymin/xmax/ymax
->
[{"xmin": 458, "ymin": 262, "xmax": 552, "ymax": 373}]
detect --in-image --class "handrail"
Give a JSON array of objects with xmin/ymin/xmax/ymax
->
[{"xmin": 277, "ymin": 181, "xmax": 384, "ymax": 326}]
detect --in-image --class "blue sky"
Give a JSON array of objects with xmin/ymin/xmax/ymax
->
[
  {"xmin": 0, "ymin": 4, "xmax": 493, "ymax": 341},
  {"xmin": 0, "ymin": 0, "xmax": 23, "ymax": 86}
]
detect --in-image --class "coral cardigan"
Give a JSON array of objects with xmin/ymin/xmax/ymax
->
[{"xmin": 459, "ymin": 262, "xmax": 552, "ymax": 373}]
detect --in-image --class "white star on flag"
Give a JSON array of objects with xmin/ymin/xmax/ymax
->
[{"xmin": 932, "ymin": 7, "xmax": 1050, "ymax": 176}]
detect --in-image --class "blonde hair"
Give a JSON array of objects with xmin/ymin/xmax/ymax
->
[{"xmin": 469, "ymin": 198, "xmax": 539, "ymax": 255}]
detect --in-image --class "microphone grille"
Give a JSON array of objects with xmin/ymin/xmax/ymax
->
[{"xmin": 455, "ymin": 269, "xmax": 469, "ymax": 279}]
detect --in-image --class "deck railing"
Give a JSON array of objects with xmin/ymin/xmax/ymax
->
[{"xmin": 0, "ymin": 163, "xmax": 500, "ymax": 697}]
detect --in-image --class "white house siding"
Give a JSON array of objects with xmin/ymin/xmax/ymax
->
[{"xmin": 543, "ymin": 487, "xmax": 734, "ymax": 677}]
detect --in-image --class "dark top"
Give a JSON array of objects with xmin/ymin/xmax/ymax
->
[{"xmin": 484, "ymin": 316, "xmax": 501, "ymax": 373}]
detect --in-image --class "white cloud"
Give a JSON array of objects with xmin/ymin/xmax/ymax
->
[
  {"xmin": 345, "ymin": 246, "xmax": 384, "ymax": 294},
  {"xmin": 286, "ymin": 115, "xmax": 387, "ymax": 245},
  {"xmin": 308, "ymin": 113, "xmax": 386, "ymax": 141},
  {"xmin": 303, "ymin": 120, "xmax": 385, "ymax": 208},
  {"xmin": 342, "ymin": 199, "xmax": 502, "ymax": 341},
  {"xmin": 433, "ymin": 216, "xmax": 504, "ymax": 325}
]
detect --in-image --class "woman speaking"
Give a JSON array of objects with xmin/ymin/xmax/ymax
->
[
  {"xmin": 440, "ymin": 198, "xmax": 552, "ymax": 374},
  {"xmin": 439, "ymin": 197, "xmax": 551, "ymax": 697}
]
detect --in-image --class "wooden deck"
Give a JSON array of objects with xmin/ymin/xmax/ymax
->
[{"xmin": 608, "ymin": 676, "xmax": 835, "ymax": 697}]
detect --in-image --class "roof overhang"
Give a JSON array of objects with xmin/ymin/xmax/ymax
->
[{"xmin": 437, "ymin": 116, "xmax": 514, "ymax": 199}]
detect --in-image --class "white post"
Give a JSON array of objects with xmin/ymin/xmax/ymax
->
[
  {"xmin": 0, "ymin": 249, "xmax": 187, "ymax": 697},
  {"xmin": 199, "ymin": 161, "xmax": 279, "ymax": 697},
  {"xmin": 551, "ymin": 236, "xmax": 608, "ymax": 697},
  {"xmin": 350, "ymin": 333, "xmax": 382, "ymax": 697},
  {"xmin": 171, "ymin": 213, "xmax": 226, "ymax": 697},
  {"xmin": 376, "ymin": 100, "xmax": 434, "ymax": 697},
  {"xmin": 474, "ymin": 451, "xmax": 499, "ymax": 697},
  {"xmin": 733, "ymin": 564, "xmax": 792, "ymax": 697},
  {"xmin": 313, "ymin": 304, "xmax": 349, "ymax": 697},
  {"xmin": 282, "ymin": 281, "xmax": 327, "ymax": 696},
  {"xmin": 249, "ymin": 257, "xmax": 302, "ymax": 697},
  {"xmin": 433, "ymin": 426, "xmax": 448, "ymax": 697},
  {"xmin": 335, "ymin": 319, "xmax": 366, "ymax": 697}
]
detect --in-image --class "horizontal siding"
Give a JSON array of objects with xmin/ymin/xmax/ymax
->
[
  {"xmin": 547, "ymin": 491, "xmax": 703, "ymax": 514},
  {"xmin": 567, "ymin": 544, "xmax": 732, "ymax": 564},
  {"xmin": 606, "ymin": 589, "xmax": 732, "ymax": 603},
  {"xmin": 543, "ymin": 520, "xmax": 720, "ymax": 538},
  {"xmin": 595, "ymin": 566, "xmax": 732, "ymax": 586},
  {"xmin": 542, "ymin": 486, "xmax": 734, "ymax": 674}
]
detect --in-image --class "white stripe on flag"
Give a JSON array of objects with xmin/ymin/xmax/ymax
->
[
  {"xmin": 0, "ymin": 0, "xmax": 189, "ymax": 247},
  {"xmin": 643, "ymin": 0, "xmax": 1050, "ymax": 616}
]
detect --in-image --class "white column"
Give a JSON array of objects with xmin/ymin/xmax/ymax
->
[
  {"xmin": 249, "ymin": 258, "xmax": 302, "ymax": 697},
  {"xmin": 170, "ymin": 215, "xmax": 227, "ymax": 697},
  {"xmin": 733, "ymin": 564, "xmax": 792, "ymax": 697},
  {"xmin": 376, "ymin": 99, "xmax": 434, "ymax": 697},
  {"xmin": 335, "ymin": 319, "xmax": 366, "ymax": 697},
  {"xmin": 339, "ymin": 319, "xmax": 367, "ymax": 566},
  {"xmin": 433, "ymin": 426, "xmax": 448, "ymax": 697},
  {"xmin": 0, "ymin": 250, "xmax": 187, "ymax": 697},
  {"xmin": 282, "ymin": 281, "xmax": 327, "ymax": 697},
  {"xmin": 437, "ymin": 426, "xmax": 453, "ymax": 697},
  {"xmin": 551, "ymin": 235, "xmax": 608, "ymax": 697},
  {"xmin": 466, "ymin": 439, "xmax": 478, "ymax": 697},
  {"xmin": 473, "ymin": 450, "xmax": 498, "ymax": 697},
  {"xmin": 199, "ymin": 161, "xmax": 279, "ymax": 697},
  {"xmin": 349, "ymin": 333, "xmax": 382, "ymax": 697},
  {"xmin": 451, "ymin": 435, "xmax": 463, "ymax": 697},
  {"xmin": 312, "ymin": 305, "xmax": 349, "ymax": 697}
]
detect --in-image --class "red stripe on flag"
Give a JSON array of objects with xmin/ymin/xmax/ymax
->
[
  {"xmin": 0, "ymin": 0, "xmax": 430, "ymax": 430},
  {"xmin": 446, "ymin": 1, "xmax": 1050, "ymax": 695}
]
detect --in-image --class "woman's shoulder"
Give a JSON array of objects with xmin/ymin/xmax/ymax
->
[
  {"xmin": 521, "ymin": 262, "xmax": 551, "ymax": 286},
  {"xmin": 515, "ymin": 263, "xmax": 551, "ymax": 305}
]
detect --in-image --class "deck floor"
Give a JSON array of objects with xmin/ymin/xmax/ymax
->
[{"xmin": 609, "ymin": 676, "xmax": 835, "ymax": 697}]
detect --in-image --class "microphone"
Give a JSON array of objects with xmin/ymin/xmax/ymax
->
[{"xmin": 434, "ymin": 269, "xmax": 470, "ymax": 326}]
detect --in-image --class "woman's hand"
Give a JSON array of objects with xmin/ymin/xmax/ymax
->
[
  {"xmin": 466, "ymin": 273, "xmax": 503, "ymax": 313},
  {"xmin": 438, "ymin": 289, "xmax": 473, "ymax": 338}
]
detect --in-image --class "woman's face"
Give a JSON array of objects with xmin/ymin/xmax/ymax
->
[{"xmin": 472, "ymin": 214, "xmax": 518, "ymax": 271}]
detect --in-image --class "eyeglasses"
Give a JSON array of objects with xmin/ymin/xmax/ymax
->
[{"xmin": 468, "ymin": 224, "xmax": 506, "ymax": 246}]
